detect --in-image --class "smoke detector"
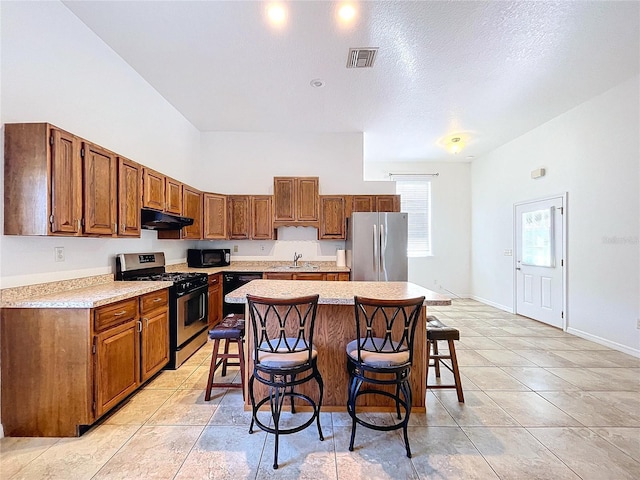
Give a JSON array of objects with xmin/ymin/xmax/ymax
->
[{"xmin": 346, "ymin": 48, "xmax": 378, "ymax": 68}]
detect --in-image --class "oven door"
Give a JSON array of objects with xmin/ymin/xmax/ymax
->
[{"xmin": 175, "ymin": 285, "xmax": 208, "ymax": 347}]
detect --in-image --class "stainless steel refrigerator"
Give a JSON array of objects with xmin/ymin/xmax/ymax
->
[{"xmin": 345, "ymin": 212, "xmax": 408, "ymax": 281}]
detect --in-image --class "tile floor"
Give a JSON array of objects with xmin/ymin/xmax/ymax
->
[{"xmin": 2, "ymin": 299, "xmax": 639, "ymax": 479}]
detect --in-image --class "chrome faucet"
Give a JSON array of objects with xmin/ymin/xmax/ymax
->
[{"xmin": 293, "ymin": 252, "xmax": 303, "ymax": 267}]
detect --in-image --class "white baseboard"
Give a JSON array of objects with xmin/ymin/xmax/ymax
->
[
  {"xmin": 470, "ymin": 295, "xmax": 514, "ymax": 314},
  {"xmin": 566, "ymin": 327, "xmax": 640, "ymax": 358}
]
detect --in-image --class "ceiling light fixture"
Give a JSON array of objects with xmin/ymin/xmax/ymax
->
[
  {"xmin": 449, "ymin": 137, "xmax": 464, "ymax": 154},
  {"xmin": 266, "ymin": 3, "xmax": 287, "ymax": 26},
  {"xmin": 310, "ymin": 78, "xmax": 325, "ymax": 88},
  {"xmin": 338, "ymin": 4, "xmax": 356, "ymax": 22}
]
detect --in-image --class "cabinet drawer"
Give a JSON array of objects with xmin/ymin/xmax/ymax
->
[
  {"xmin": 94, "ymin": 299, "xmax": 138, "ymax": 331},
  {"xmin": 140, "ymin": 289, "xmax": 169, "ymax": 315},
  {"xmin": 208, "ymin": 273, "xmax": 221, "ymax": 286}
]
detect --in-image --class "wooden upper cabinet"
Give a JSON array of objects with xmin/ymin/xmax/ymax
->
[
  {"xmin": 352, "ymin": 195, "xmax": 375, "ymax": 213},
  {"xmin": 319, "ymin": 196, "xmax": 346, "ymax": 239},
  {"xmin": 273, "ymin": 176, "xmax": 319, "ymax": 225},
  {"xmin": 203, "ymin": 193, "xmax": 227, "ymax": 239},
  {"xmin": 251, "ymin": 196, "xmax": 274, "ymax": 240},
  {"xmin": 142, "ymin": 168, "xmax": 165, "ymax": 211},
  {"xmin": 228, "ymin": 195, "xmax": 250, "ymax": 239},
  {"xmin": 165, "ymin": 177, "xmax": 182, "ymax": 215},
  {"xmin": 82, "ymin": 141, "xmax": 117, "ymax": 236},
  {"xmin": 117, "ymin": 157, "xmax": 142, "ymax": 237},
  {"xmin": 376, "ymin": 195, "xmax": 401, "ymax": 212},
  {"xmin": 182, "ymin": 186, "xmax": 203, "ymax": 239},
  {"xmin": 4, "ymin": 123, "xmax": 82, "ymax": 236}
]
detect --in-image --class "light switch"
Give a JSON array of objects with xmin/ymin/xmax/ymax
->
[{"xmin": 504, "ymin": 249, "xmax": 513, "ymax": 256}]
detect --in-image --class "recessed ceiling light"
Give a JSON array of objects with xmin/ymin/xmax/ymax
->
[
  {"xmin": 310, "ymin": 79, "xmax": 325, "ymax": 88},
  {"xmin": 266, "ymin": 4, "xmax": 287, "ymax": 26},
  {"xmin": 338, "ymin": 4, "xmax": 356, "ymax": 22}
]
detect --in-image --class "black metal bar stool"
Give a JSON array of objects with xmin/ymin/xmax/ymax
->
[
  {"xmin": 346, "ymin": 295, "xmax": 425, "ymax": 458},
  {"xmin": 246, "ymin": 294, "xmax": 324, "ymax": 469},
  {"xmin": 426, "ymin": 315, "xmax": 464, "ymax": 402},
  {"xmin": 205, "ymin": 313, "xmax": 246, "ymax": 400}
]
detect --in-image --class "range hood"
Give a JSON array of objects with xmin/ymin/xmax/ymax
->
[{"xmin": 141, "ymin": 208, "xmax": 194, "ymax": 230}]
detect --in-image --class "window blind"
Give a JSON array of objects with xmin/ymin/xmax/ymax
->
[{"xmin": 391, "ymin": 175, "xmax": 432, "ymax": 257}]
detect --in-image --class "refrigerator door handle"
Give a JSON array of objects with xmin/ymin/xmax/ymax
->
[
  {"xmin": 373, "ymin": 224, "xmax": 378, "ymax": 273},
  {"xmin": 380, "ymin": 223, "xmax": 386, "ymax": 280}
]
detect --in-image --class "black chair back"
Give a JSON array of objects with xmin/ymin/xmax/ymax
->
[
  {"xmin": 352, "ymin": 296, "xmax": 425, "ymax": 365},
  {"xmin": 247, "ymin": 294, "xmax": 320, "ymax": 368}
]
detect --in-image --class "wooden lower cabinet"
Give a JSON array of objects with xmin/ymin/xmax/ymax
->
[
  {"xmin": 0, "ymin": 288, "xmax": 170, "ymax": 437},
  {"xmin": 208, "ymin": 273, "xmax": 223, "ymax": 328},
  {"xmin": 263, "ymin": 272, "xmax": 349, "ymax": 281}
]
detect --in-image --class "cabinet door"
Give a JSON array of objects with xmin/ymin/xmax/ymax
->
[
  {"xmin": 142, "ymin": 168, "xmax": 165, "ymax": 211},
  {"xmin": 83, "ymin": 142, "xmax": 117, "ymax": 235},
  {"xmin": 263, "ymin": 273, "xmax": 294, "ymax": 280},
  {"xmin": 208, "ymin": 274, "xmax": 223, "ymax": 329},
  {"xmin": 182, "ymin": 186, "xmax": 203, "ymax": 239},
  {"xmin": 50, "ymin": 128, "xmax": 83, "ymax": 235},
  {"xmin": 294, "ymin": 273, "xmax": 325, "ymax": 281},
  {"xmin": 94, "ymin": 320, "xmax": 140, "ymax": 418},
  {"xmin": 297, "ymin": 177, "xmax": 319, "ymax": 221},
  {"xmin": 376, "ymin": 195, "xmax": 401, "ymax": 212},
  {"xmin": 273, "ymin": 177, "xmax": 296, "ymax": 221},
  {"xmin": 203, "ymin": 193, "xmax": 227, "ymax": 239},
  {"xmin": 319, "ymin": 196, "xmax": 346, "ymax": 239},
  {"xmin": 165, "ymin": 177, "xmax": 183, "ymax": 215},
  {"xmin": 352, "ymin": 195, "xmax": 375, "ymax": 212},
  {"xmin": 228, "ymin": 195, "xmax": 250, "ymax": 239},
  {"xmin": 140, "ymin": 308, "xmax": 169, "ymax": 382},
  {"xmin": 251, "ymin": 196, "xmax": 274, "ymax": 239},
  {"xmin": 117, "ymin": 157, "xmax": 142, "ymax": 237}
]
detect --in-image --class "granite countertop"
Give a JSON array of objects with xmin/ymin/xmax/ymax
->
[
  {"xmin": 167, "ymin": 261, "xmax": 350, "ymax": 274},
  {"xmin": 1, "ymin": 281, "xmax": 173, "ymax": 309},
  {"xmin": 225, "ymin": 280, "xmax": 451, "ymax": 306}
]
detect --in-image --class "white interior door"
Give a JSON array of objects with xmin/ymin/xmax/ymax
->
[{"xmin": 515, "ymin": 196, "xmax": 565, "ymax": 328}]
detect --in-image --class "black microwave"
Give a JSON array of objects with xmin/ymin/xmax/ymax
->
[{"xmin": 187, "ymin": 249, "xmax": 231, "ymax": 268}]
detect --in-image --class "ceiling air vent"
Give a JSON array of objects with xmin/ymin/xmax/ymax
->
[{"xmin": 346, "ymin": 48, "xmax": 378, "ymax": 68}]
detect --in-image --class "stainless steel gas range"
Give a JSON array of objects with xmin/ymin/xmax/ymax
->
[{"xmin": 116, "ymin": 252, "xmax": 208, "ymax": 369}]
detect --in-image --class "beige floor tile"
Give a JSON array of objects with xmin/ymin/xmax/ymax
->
[
  {"xmin": 489, "ymin": 336, "xmax": 538, "ymax": 350},
  {"xmin": 587, "ymin": 367, "xmax": 640, "ymax": 390},
  {"xmin": 484, "ymin": 391, "xmax": 581, "ymax": 427},
  {"xmin": 511, "ymin": 349, "xmax": 579, "ymax": 367},
  {"xmin": 334, "ymin": 425, "xmax": 418, "ymax": 479},
  {"xmin": 455, "ymin": 350, "xmax": 495, "ymax": 366},
  {"xmin": 92, "ymin": 425, "xmax": 203, "ymax": 479},
  {"xmin": 539, "ymin": 391, "xmax": 640, "ymax": 427},
  {"xmin": 332, "ymin": 411, "xmax": 395, "ymax": 427},
  {"xmin": 589, "ymin": 350, "xmax": 640, "ymax": 367},
  {"xmin": 459, "ymin": 366, "xmax": 529, "ymax": 391},
  {"xmin": 552, "ymin": 349, "xmax": 626, "ymax": 368},
  {"xmin": 528, "ymin": 427, "xmax": 640, "ymax": 479},
  {"xmin": 146, "ymin": 388, "xmax": 220, "ymax": 425},
  {"xmin": 9, "ymin": 424, "xmax": 139, "ymax": 480},
  {"xmin": 436, "ymin": 390, "xmax": 520, "ymax": 427},
  {"xmin": 457, "ymin": 336, "xmax": 504, "ymax": 350},
  {"xmin": 409, "ymin": 426, "xmax": 500, "ymax": 479},
  {"xmin": 0, "ymin": 437, "xmax": 60, "ymax": 478},
  {"xmin": 545, "ymin": 367, "xmax": 637, "ymax": 391},
  {"xmin": 408, "ymin": 392, "xmax": 458, "ymax": 426},
  {"xmin": 462, "ymin": 426, "xmax": 581, "ymax": 479},
  {"xmin": 499, "ymin": 366, "xmax": 580, "ymax": 391},
  {"xmin": 590, "ymin": 427, "xmax": 640, "ymax": 460},
  {"xmin": 174, "ymin": 425, "xmax": 267, "ymax": 480},
  {"xmin": 588, "ymin": 390, "xmax": 640, "ymax": 418},
  {"xmin": 552, "ymin": 336, "xmax": 613, "ymax": 350},
  {"xmin": 142, "ymin": 367, "xmax": 197, "ymax": 389},
  {"xmin": 101, "ymin": 388, "xmax": 174, "ymax": 425},
  {"xmin": 257, "ymin": 418, "xmax": 335, "ymax": 477},
  {"xmin": 475, "ymin": 350, "xmax": 536, "ymax": 367}
]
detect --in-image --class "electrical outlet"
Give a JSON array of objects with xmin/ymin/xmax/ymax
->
[
  {"xmin": 54, "ymin": 246, "xmax": 65, "ymax": 262},
  {"xmin": 233, "ymin": 245, "xmax": 238, "ymax": 253},
  {"xmin": 637, "ymin": 319, "xmax": 640, "ymax": 330},
  {"xmin": 260, "ymin": 244, "xmax": 265, "ymax": 252},
  {"xmin": 504, "ymin": 249, "xmax": 513, "ymax": 256}
]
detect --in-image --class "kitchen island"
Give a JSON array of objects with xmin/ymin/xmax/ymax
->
[{"xmin": 226, "ymin": 280, "xmax": 451, "ymax": 412}]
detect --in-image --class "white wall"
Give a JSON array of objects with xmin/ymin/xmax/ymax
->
[
  {"xmin": 0, "ymin": 1, "xmax": 202, "ymax": 287},
  {"xmin": 196, "ymin": 131, "xmax": 395, "ymax": 261},
  {"xmin": 471, "ymin": 76, "xmax": 640, "ymax": 355},
  {"xmin": 366, "ymin": 162, "xmax": 472, "ymax": 295}
]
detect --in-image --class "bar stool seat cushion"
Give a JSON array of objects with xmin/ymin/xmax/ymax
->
[
  {"xmin": 256, "ymin": 338, "xmax": 317, "ymax": 368},
  {"xmin": 209, "ymin": 314, "xmax": 245, "ymax": 340},
  {"xmin": 346, "ymin": 338, "xmax": 409, "ymax": 367},
  {"xmin": 426, "ymin": 316, "xmax": 459, "ymax": 341}
]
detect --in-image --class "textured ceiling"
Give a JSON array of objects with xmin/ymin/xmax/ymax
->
[{"xmin": 63, "ymin": 1, "xmax": 639, "ymax": 163}]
